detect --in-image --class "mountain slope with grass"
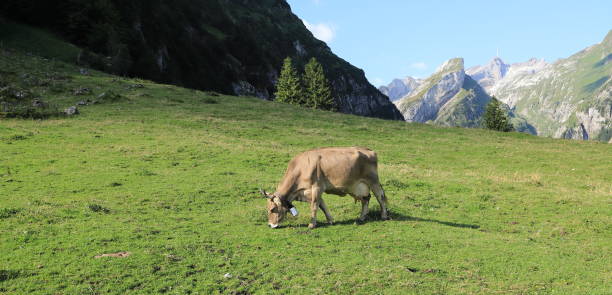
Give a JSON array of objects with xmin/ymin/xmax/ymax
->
[
  {"xmin": 1, "ymin": 31, "xmax": 611, "ymax": 294},
  {"xmin": 492, "ymin": 31, "xmax": 612, "ymax": 141},
  {"xmin": 0, "ymin": 1, "xmax": 402, "ymax": 120},
  {"xmin": 390, "ymin": 30, "xmax": 612, "ymax": 142}
]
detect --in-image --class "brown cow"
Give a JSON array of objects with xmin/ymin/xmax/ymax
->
[{"xmin": 261, "ymin": 147, "xmax": 388, "ymax": 229}]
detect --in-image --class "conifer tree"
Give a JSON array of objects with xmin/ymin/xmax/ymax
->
[
  {"xmin": 303, "ymin": 57, "xmax": 335, "ymax": 110},
  {"xmin": 483, "ymin": 96, "xmax": 513, "ymax": 132},
  {"xmin": 275, "ymin": 57, "xmax": 305, "ymax": 105}
]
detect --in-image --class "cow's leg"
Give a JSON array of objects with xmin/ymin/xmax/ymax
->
[
  {"xmin": 371, "ymin": 183, "xmax": 389, "ymax": 220},
  {"xmin": 318, "ymin": 197, "xmax": 334, "ymax": 225},
  {"xmin": 358, "ymin": 194, "xmax": 371, "ymax": 222},
  {"xmin": 308, "ymin": 186, "xmax": 322, "ymax": 229}
]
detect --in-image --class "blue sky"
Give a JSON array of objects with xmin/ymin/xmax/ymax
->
[{"xmin": 286, "ymin": 0, "xmax": 612, "ymax": 87}]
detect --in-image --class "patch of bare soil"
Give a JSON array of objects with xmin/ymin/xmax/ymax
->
[{"xmin": 94, "ymin": 251, "xmax": 131, "ymax": 258}]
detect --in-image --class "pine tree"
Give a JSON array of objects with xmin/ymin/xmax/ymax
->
[
  {"xmin": 483, "ymin": 96, "xmax": 514, "ymax": 132},
  {"xmin": 275, "ymin": 57, "xmax": 305, "ymax": 105},
  {"xmin": 303, "ymin": 57, "xmax": 335, "ymax": 110}
]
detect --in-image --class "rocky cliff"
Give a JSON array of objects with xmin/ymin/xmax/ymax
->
[
  {"xmin": 395, "ymin": 58, "xmax": 465, "ymax": 122},
  {"xmin": 0, "ymin": 0, "xmax": 402, "ymax": 120},
  {"xmin": 394, "ymin": 58, "xmax": 495, "ymax": 127}
]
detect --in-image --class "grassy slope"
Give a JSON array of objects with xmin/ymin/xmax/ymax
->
[
  {"xmin": 0, "ymin": 20, "xmax": 80, "ymax": 63},
  {"xmin": 1, "ymin": 48, "xmax": 611, "ymax": 294}
]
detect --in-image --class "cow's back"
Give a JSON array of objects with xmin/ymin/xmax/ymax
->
[{"xmin": 297, "ymin": 147, "xmax": 378, "ymax": 188}]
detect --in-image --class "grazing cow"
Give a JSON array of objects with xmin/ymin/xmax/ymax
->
[{"xmin": 261, "ymin": 147, "xmax": 388, "ymax": 229}]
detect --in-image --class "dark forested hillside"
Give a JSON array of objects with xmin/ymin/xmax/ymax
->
[{"xmin": 1, "ymin": 0, "xmax": 402, "ymax": 119}]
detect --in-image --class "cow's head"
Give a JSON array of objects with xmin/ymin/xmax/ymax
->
[{"xmin": 261, "ymin": 189, "xmax": 289, "ymax": 228}]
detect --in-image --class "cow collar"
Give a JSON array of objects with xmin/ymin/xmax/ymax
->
[
  {"xmin": 274, "ymin": 194, "xmax": 294, "ymax": 209},
  {"xmin": 274, "ymin": 193, "xmax": 297, "ymax": 216},
  {"xmin": 282, "ymin": 199, "xmax": 294, "ymax": 210}
]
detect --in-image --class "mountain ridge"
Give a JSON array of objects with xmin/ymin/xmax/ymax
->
[
  {"xmin": 466, "ymin": 57, "xmax": 509, "ymax": 93},
  {"xmin": 387, "ymin": 30, "xmax": 611, "ymax": 141},
  {"xmin": 379, "ymin": 77, "xmax": 422, "ymax": 101},
  {"xmin": 0, "ymin": 0, "xmax": 402, "ymax": 120},
  {"xmin": 394, "ymin": 58, "xmax": 497, "ymax": 127}
]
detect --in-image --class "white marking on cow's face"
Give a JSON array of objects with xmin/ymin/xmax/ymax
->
[{"xmin": 269, "ymin": 223, "xmax": 279, "ymax": 229}]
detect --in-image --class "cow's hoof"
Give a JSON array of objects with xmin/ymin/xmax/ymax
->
[
  {"xmin": 381, "ymin": 216, "xmax": 390, "ymax": 221},
  {"xmin": 308, "ymin": 223, "xmax": 316, "ymax": 229},
  {"xmin": 327, "ymin": 220, "xmax": 334, "ymax": 225}
]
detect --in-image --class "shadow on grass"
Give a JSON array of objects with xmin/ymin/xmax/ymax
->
[
  {"xmin": 0, "ymin": 270, "xmax": 22, "ymax": 282},
  {"xmin": 309, "ymin": 209, "xmax": 480, "ymax": 229},
  {"xmin": 387, "ymin": 210, "xmax": 480, "ymax": 229}
]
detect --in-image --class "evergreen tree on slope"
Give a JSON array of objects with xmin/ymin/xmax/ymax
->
[
  {"xmin": 275, "ymin": 57, "xmax": 304, "ymax": 105},
  {"xmin": 483, "ymin": 96, "xmax": 514, "ymax": 132},
  {"xmin": 303, "ymin": 57, "xmax": 335, "ymax": 110}
]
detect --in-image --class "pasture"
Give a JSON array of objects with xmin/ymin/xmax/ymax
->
[{"xmin": 1, "ymin": 50, "xmax": 611, "ymax": 294}]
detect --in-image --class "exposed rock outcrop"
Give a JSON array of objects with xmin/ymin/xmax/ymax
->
[
  {"xmin": 64, "ymin": 106, "xmax": 79, "ymax": 116},
  {"xmin": 334, "ymin": 75, "xmax": 404, "ymax": 119},
  {"xmin": 558, "ymin": 124, "xmax": 589, "ymax": 140},
  {"xmin": 395, "ymin": 58, "xmax": 466, "ymax": 123}
]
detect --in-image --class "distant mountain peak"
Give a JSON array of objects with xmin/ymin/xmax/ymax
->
[
  {"xmin": 394, "ymin": 57, "xmax": 472, "ymax": 124},
  {"xmin": 491, "ymin": 56, "xmax": 505, "ymax": 63},
  {"xmin": 466, "ymin": 57, "xmax": 509, "ymax": 93},
  {"xmin": 603, "ymin": 29, "xmax": 612, "ymax": 47},
  {"xmin": 437, "ymin": 57, "xmax": 464, "ymax": 73},
  {"xmin": 379, "ymin": 76, "xmax": 422, "ymax": 101}
]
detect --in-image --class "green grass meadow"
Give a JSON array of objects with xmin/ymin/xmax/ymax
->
[{"xmin": 1, "ymin": 46, "xmax": 611, "ymax": 294}]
